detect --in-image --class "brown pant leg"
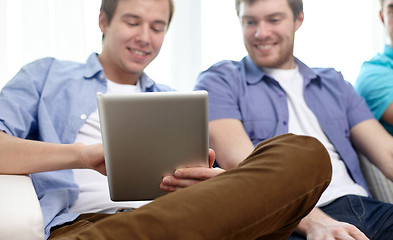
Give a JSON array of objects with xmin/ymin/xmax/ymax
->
[
  {"xmin": 53, "ymin": 134, "xmax": 332, "ymax": 240},
  {"xmin": 49, "ymin": 213, "xmax": 112, "ymax": 239}
]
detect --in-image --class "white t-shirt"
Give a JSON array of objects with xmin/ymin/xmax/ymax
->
[
  {"xmin": 262, "ymin": 66, "xmax": 368, "ymax": 207},
  {"xmin": 69, "ymin": 80, "xmax": 151, "ymax": 214}
]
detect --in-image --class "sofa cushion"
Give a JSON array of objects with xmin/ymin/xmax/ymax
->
[
  {"xmin": 0, "ymin": 174, "xmax": 45, "ymax": 240},
  {"xmin": 358, "ymin": 153, "xmax": 393, "ymax": 203}
]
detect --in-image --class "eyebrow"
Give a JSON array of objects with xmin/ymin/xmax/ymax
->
[
  {"xmin": 121, "ymin": 14, "xmax": 168, "ymax": 26},
  {"xmin": 122, "ymin": 13, "xmax": 139, "ymax": 19},
  {"xmin": 266, "ymin": 12, "xmax": 287, "ymax": 18},
  {"xmin": 241, "ymin": 12, "xmax": 287, "ymax": 20},
  {"xmin": 241, "ymin": 15, "xmax": 256, "ymax": 22}
]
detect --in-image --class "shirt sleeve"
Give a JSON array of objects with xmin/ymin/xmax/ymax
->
[
  {"xmin": 340, "ymin": 72, "xmax": 375, "ymax": 129},
  {"xmin": 355, "ymin": 60, "xmax": 393, "ymax": 121},
  {"xmin": 0, "ymin": 58, "xmax": 51, "ymax": 138},
  {"xmin": 194, "ymin": 61, "xmax": 243, "ymax": 122}
]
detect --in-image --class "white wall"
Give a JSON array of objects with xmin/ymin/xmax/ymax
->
[
  {"xmin": 0, "ymin": 1, "xmax": 6, "ymax": 77},
  {"xmin": 0, "ymin": 0, "xmax": 103, "ymax": 88},
  {"xmin": 295, "ymin": 0, "xmax": 385, "ymax": 83},
  {"xmin": 0, "ymin": 0, "xmax": 387, "ymax": 91},
  {"xmin": 201, "ymin": 0, "xmax": 246, "ymax": 70}
]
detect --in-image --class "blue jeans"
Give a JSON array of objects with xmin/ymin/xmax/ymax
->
[{"xmin": 288, "ymin": 195, "xmax": 393, "ymax": 240}]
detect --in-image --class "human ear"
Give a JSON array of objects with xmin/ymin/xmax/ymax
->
[
  {"xmin": 99, "ymin": 11, "xmax": 108, "ymax": 36},
  {"xmin": 380, "ymin": 10, "xmax": 386, "ymax": 25},
  {"xmin": 295, "ymin": 12, "xmax": 304, "ymax": 31}
]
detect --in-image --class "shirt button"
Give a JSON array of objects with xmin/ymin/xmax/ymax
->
[
  {"xmin": 80, "ymin": 114, "xmax": 87, "ymax": 120},
  {"xmin": 100, "ymin": 74, "xmax": 104, "ymax": 79},
  {"xmin": 283, "ymin": 121, "xmax": 287, "ymax": 126}
]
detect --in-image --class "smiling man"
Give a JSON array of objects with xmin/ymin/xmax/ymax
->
[
  {"xmin": 0, "ymin": 0, "xmax": 174, "ymax": 238},
  {"xmin": 193, "ymin": 0, "xmax": 393, "ymax": 239},
  {"xmin": 239, "ymin": 0, "xmax": 302, "ymax": 70},
  {"xmin": 98, "ymin": 0, "xmax": 170, "ymax": 85}
]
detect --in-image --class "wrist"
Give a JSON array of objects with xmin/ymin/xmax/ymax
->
[{"xmin": 62, "ymin": 142, "xmax": 86, "ymax": 170}]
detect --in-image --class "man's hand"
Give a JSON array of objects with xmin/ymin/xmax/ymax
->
[
  {"xmin": 78, "ymin": 143, "xmax": 106, "ymax": 175},
  {"xmin": 297, "ymin": 208, "xmax": 369, "ymax": 240},
  {"xmin": 305, "ymin": 220, "xmax": 369, "ymax": 240},
  {"xmin": 160, "ymin": 149, "xmax": 225, "ymax": 192}
]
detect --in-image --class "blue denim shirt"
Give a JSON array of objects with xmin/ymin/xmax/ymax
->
[
  {"xmin": 195, "ymin": 56, "xmax": 374, "ymax": 193},
  {"xmin": 0, "ymin": 53, "xmax": 172, "ymax": 238}
]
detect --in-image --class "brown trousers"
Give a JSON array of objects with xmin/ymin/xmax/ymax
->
[{"xmin": 50, "ymin": 134, "xmax": 331, "ymax": 240}]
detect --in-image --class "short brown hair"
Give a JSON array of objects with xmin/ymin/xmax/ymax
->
[
  {"xmin": 100, "ymin": 0, "xmax": 175, "ymax": 26},
  {"xmin": 235, "ymin": 0, "xmax": 303, "ymax": 20}
]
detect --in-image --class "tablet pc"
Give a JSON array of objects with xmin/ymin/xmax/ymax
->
[{"xmin": 97, "ymin": 91, "xmax": 209, "ymax": 201}]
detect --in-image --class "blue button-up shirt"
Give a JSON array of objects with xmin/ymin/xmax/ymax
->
[
  {"xmin": 0, "ymin": 53, "xmax": 172, "ymax": 238},
  {"xmin": 195, "ymin": 56, "xmax": 374, "ymax": 193}
]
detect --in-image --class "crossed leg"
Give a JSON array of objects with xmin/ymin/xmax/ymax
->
[{"xmin": 52, "ymin": 134, "xmax": 331, "ymax": 240}]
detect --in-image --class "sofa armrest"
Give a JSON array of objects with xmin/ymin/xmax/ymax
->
[
  {"xmin": 0, "ymin": 174, "xmax": 45, "ymax": 240},
  {"xmin": 358, "ymin": 153, "xmax": 393, "ymax": 203}
]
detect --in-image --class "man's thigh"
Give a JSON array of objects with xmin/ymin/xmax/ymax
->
[{"xmin": 49, "ymin": 213, "xmax": 113, "ymax": 239}]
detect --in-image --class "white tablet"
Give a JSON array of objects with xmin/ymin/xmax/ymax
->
[{"xmin": 97, "ymin": 91, "xmax": 209, "ymax": 201}]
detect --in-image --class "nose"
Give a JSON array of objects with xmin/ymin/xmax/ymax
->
[
  {"xmin": 136, "ymin": 24, "xmax": 150, "ymax": 45},
  {"xmin": 255, "ymin": 22, "xmax": 269, "ymax": 39}
]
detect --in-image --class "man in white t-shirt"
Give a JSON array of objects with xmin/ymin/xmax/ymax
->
[
  {"xmin": 0, "ymin": 0, "xmax": 332, "ymax": 239},
  {"xmin": 192, "ymin": 0, "xmax": 393, "ymax": 239}
]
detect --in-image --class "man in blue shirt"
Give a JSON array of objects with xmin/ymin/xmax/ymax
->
[
  {"xmin": 356, "ymin": 0, "xmax": 393, "ymax": 136},
  {"xmin": 192, "ymin": 0, "xmax": 393, "ymax": 239},
  {"xmin": 0, "ymin": 0, "xmax": 332, "ymax": 239}
]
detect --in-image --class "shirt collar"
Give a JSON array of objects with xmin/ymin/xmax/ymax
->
[
  {"xmin": 244, "ymin": 56, "xmax": 321, "ymax": 86},
  {"xmin": 83, "ymin": 53, "xmax": 104, "ymax": 80},
  {"xmin": 243, "ymin": 56, "xmax": 265, "ymax": 85},
  {"xmin": 139, "ymin": 72, "xmax": 156, "ymax": 91},
  {"xmin": 82, "ymin": 53, "xmax": 156, "ymax": 91},
  {"xmin": 384, "ymin": 44, "xmax": 393, "ymax": 60},
  {"xmin": 296, "ymin": 58, "xmax": 321, "ymax": 86}
]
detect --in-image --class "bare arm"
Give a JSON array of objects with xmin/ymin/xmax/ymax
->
[
  {"xmin": 350, "ymin": 119, "xmax": 393, "ymax": 180},
  {"xmin": 209, "ymin": 119, "xmax": 255, "ymax": 170},
  {"xmin": 295, "ymin": 207, "xmax": 369, "ymax": 240},
  {"xmin": 0, "ymin": 132, "xmax": 106, "ymax": 175}
]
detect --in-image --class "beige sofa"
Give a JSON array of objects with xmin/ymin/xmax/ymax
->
[
  {"xmin": 0, "ymin": 174, "xmax": 44, "ymax": 240},
  {"xmin": 358, "ymin": 153, "xmax": 393, "ymax": 203}
]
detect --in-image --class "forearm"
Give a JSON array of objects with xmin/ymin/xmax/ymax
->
[
  {"xmin": 209, "ymin": 119, "xmax": 255, "ymax": 170},
  {"xmin": 294, "ymin": 207, "xmax": 368, "ymax": 239},
  {"xmin": 0, "ymin": 132, "xmax": 83, "ymax": 174},
  {"xmin": 214, "ymin": 144, "xmax": 253, "ymax": 170},
  {"xmin": 350, "ymin": 119, "xmax": 393, "ymax": 181},
  {"xmin": 294, "ymin": 207, "xmax": 325, "ymax": 235}
]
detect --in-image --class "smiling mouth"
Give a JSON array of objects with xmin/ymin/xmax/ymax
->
[
  {"xmin": 256, "ymin": 44, "xmax": 275, "ymax": 51},
  {"xmin": 128, "ymin": 48, "xmax": 150, "ymax": 56}
]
